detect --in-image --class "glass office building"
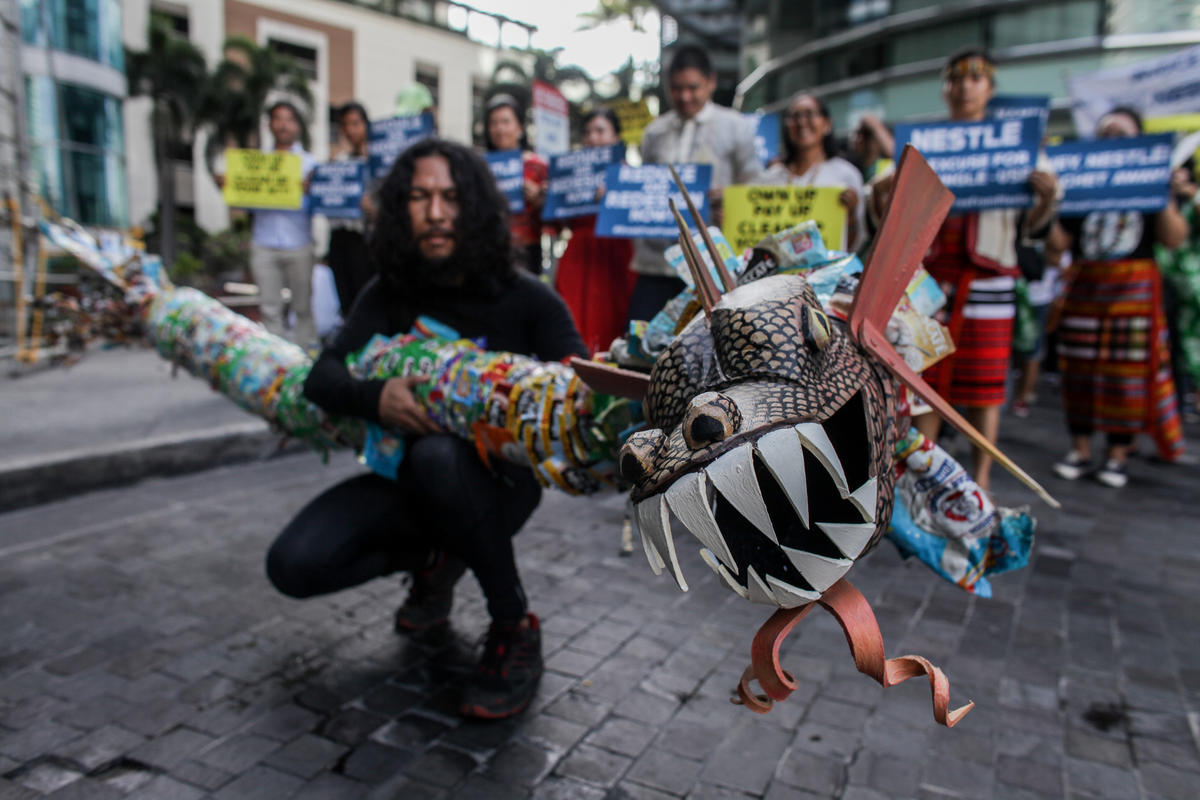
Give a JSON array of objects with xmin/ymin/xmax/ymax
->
[
  {"xmin": 737, "ymin": 0, "xmax": 1200, "ymax": 136},
  {"xmin": 19, "ymin": 0, "xmax": 128, "ymax": 227}
]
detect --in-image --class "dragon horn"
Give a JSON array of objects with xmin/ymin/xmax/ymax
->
[
  {"xmin": 668, "ymin": 164, "xmax": 737, "ymax": 292},
  {"xmin": 669, "ymin": 198, "xmax": 718, "ymax": 315},
  {"xmin": 851, "ymin": 146, "xmax": 1060, "ymax": 509}
]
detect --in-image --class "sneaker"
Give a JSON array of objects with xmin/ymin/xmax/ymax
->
[
  {"xmin": 1095, "ymin": 459, "xmax": 1128, "ymax": 488},
  {"xmin": 394, "ymin": 552, "xmax": 467, "ymax": 634},
  {"xmin": 1053, "ymin": 451, "xmax": 1089, "ymax": 480},
  {"xmin": 459, "ymin": 613, "xmax": 543, "ymax": 720},
  {"xmin": 1011, "ymin": 400, "xmax": 1031, "ymax": 418}
]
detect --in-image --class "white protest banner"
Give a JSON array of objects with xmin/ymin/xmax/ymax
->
[
  {"xmin": 533, "ymin": 80, "xmax": 569, "ymax": 158},
  {"xmin": 1067, "ymin": 45, "xmax": 1200, "ymax": 136}
]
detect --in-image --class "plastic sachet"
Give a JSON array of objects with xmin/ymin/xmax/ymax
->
[{"xmin": 885, "ymin": 429, "xmax": 1034, "ymax": 596}]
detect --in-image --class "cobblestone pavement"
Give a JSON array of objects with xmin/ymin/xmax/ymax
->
[{"xmin": 1, "ymin": 392, "xmax": 1198, "ymax": 799}]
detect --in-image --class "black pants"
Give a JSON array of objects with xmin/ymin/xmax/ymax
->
[
  {"xmin": 327, "ymin": 228, "xmax": 374, "ymax": 318},
  {"xmin": 627, "ymin": 274, "xmax": 686, "ymax": 324},
  {"xmin": 266, "ymin": 435, "xmax": 542, "ymax": 622}
]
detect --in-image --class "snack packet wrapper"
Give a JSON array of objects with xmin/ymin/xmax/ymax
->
[{"xmin": 885, "ymin": 429, "xmax": 1034, "ymax": 595}]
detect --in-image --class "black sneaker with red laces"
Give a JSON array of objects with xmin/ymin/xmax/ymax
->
[
  {"xmin": 459, "ymin": 613, "xmax": 543, "ymax": 720},
  {"xmin": 394, "ymin": 551, "xmax": 467, "ymax": 635}
]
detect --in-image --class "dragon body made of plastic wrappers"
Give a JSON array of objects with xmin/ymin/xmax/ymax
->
[{"xmin": 39, "ymin": 148, "xmax": 1057, "ymax": 727}]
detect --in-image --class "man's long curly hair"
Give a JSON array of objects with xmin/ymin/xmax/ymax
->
[{"xmin": 370, "ymin": 138, "xmax": 515, "ymax": 297}]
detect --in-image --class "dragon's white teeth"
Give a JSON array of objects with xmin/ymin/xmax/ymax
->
[
  {"xmin": 847, "ymin": 477, "xmax": 878, "ymax": 523},
  {"xmin": 637, "ymin": 504, "xmax": 665, "ymax": 576},
  {"xmin": 744, "ymin": 566, "xmax": 778, "ymax": 606},
  {"xmin": 766, "ymin": 574, "xmax": 821, "ymax": 608},
  {"xmin": 635, "ymin": 495, "xmax": 688, "ymax": 592},
  {"xmin": 794, "ymin": 423, "xmax": 849, "ymax": 497},
  {"xmin": 781, "ymin": 547, "xmax": 853, "ymax": 593},
  {"xmin": 754, "ymin": 428, "xmax": 810, "ymax": 528},
  {"xmin": 704, "ymin": 443, "xmax": 777, "ymax": 544},
  {"xmin": 816, "ymin": 522, "xmax": 876, "ymax": 560},
  {"xmin": 700, "ymin": 548, "xmax": 749, "ymax": 599},
  {"xmin": 665, "ymin": 471, "xmax": 737, "ymax": 572}
]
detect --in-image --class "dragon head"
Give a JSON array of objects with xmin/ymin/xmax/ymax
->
[{"xmin": 619, "ymin": 273, "xmax": 896, "ymax": 606}]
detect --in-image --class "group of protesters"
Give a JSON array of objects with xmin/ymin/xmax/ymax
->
[{"xmin": 221, "ymin": 38, "xmax": 1200, "ymax": 722}]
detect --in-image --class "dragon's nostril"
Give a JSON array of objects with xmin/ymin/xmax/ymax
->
[
  {"xmin": 619, "ymin": 429, "xmax": 666, "ymax": 482},
  {"xmin": 689, "ymin": 414, "xmax": 725, "ymax": 443},
  {"xmin": 683, "ymin": 392, "xmax": 741, "ymax": 449}
]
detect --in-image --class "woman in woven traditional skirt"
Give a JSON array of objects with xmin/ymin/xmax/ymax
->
[
  {"xmin": 1052, "ymin": 108, "xmax": 1188, "ymax": 488},
  {"xmin": 871, "ymin": 48, "xmax": 1059, "ymax": 493},
  {"xmin": 553, "ymin": 107, "xmax": 636, "ymax": 355}
]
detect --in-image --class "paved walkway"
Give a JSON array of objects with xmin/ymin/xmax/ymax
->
[{"xmin": 0, "ymin": 386, "xmax": 1198, "ymax": 798}]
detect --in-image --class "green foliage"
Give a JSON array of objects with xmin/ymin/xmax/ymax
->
[
  {"xmin": 125, "ymin": 12, "xmax": 209, "ymax": 137},
  {"xmin": 577, "ymin": 0, "xmax": 655, "ymax": 32},
  {"xmin": 200, "ymin": 36, "xmax": 314, "ymax": 176}
]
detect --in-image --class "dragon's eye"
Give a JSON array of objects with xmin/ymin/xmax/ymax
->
[
  {"xmin": 620, "ymin": 428, "xmax": 666, "ymax": 481},
  {"xmin": 805, "ymin": 306, "xmax": 832, "ymax": 350},
  {"xmin": 682, "ymin": 391, "xmax": 741, "ymax": 450}
]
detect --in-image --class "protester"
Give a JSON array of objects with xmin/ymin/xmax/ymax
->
[
  {"xmin": 761, "ymin": 92, "xmax": 866, "ymax": 251},
  {"xmin": 870, "ymin": 48, "xmax": 1059, "ymax": 493},
  {"xmin": 1011, "ymin": 223, "xmax": 1068, "ymax": 417},
  {"xmin": 245, "ymin": 101, "xmax": 318, "ymax": 346},
  {"xmin": 266, "ymin": 138, "xmax": 586, "ymax": 719},
  {"xmin": 1157, "ymin": 161, "xmax": 1200, "ymax": 421},
  {"xmin": 326, "ymin": 101, "xmax": 374, "ymax": 319},
  {"xmin": 629, "ymin": 45, "xmax": 761, "ymax": 321},
  {"xmin": 554, "ymin": 108, "xmax": 637, "ymax": 355},
  {"xmin": 484, "ymin": 94, "xmax": 548, "ymax": 274},
  {"xmin": 1053, "ymin": 108, "xmax": 1188, "ymax": 487},
  {"xmin": 851, "ymin": 113, "xmax": 894, "ymax": 183}
]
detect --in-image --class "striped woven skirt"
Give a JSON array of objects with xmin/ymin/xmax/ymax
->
[
  {"xmin": 922, "ymin": 269, "xmax": 1016, "ymax": 408},
  {"xmin": 1058, "ymin": 258, "xmax": 1183, "ymax": 460}
]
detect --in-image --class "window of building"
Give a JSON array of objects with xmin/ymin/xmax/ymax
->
[
  {"xmin": 24, "ymin": 75, "xmax": 128, "ymax": 226},
  {"xmin": 992, "ymin": 1, "xmax": 1101, "ymax": 49},
  {"xmin": 268, "ymin": 38, "xmax": 319, "ymax": 81},
  {"xmin": 151, "ymin": 1, "xmax": 189, "ymax": 37},
  {"xmin": 20, "ymin": 0, "xmax": 124, "ymax": 70},
  {"xmin": 415, "ymin": 63, "xmax": 440, "ymax": 110},
  {"xmin": 889, "ymin": 18, "xmax": 985, "ymax": 68}
]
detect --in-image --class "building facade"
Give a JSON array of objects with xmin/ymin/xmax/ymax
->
[{"xmin": 735, "ymin": 0, "xmax": 1200, "ymax": 136}]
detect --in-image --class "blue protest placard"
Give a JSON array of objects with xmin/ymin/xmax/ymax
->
[
  {"xmin": 1045, "ymin": 134, "xmax": 1172, "ymax": 216},
  {"xmin": 746, "ymin": 112, "xmax": 781, "ymax": 167},
  {"xmin": 895, "ymin": 117, "xmax": 1042, "ymax": 211},
  {"xmin": 595, "ymin": 163, "xmax": 713, "ymax": 239},
  {"xmin": 987, "ymin": 95, "xmax": 1051, "ymax": 129},
  {"xmin": 542, "ymin": 144, "xmax": 624, "ymax": 221},
  {"xmin": 486, "ymin": 150, "xmax": 525, "ymax": 214},
  {"xmin": 368, "ymin": 113, "xmax": 435, "ymax": 181},
  {"xmin": 307, "ymin": 161, "xmax": 364, "ymax": 219}
]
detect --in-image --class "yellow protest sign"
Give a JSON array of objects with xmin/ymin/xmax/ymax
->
[
  {"xmin": 609, "ymin": 99, "xmax": 653, "ymax": 147},
  {"xmin": 722, "ymin": 185, "xmax": 847, "ymax": 253},
  {"xmin": 1145, "ymin": 113, "xmax": 1200, "ymax": 134},
  {"xmin": 222, "ymin": 149, "xmax": 303, "ymax": 210}
]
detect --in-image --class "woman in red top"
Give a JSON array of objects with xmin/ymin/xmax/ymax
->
[
  {"xmin": 554, "ymin": 108, "xmax": 636, "ymax": 355},
  {"xmin": 873, "ymin": 49, "xmax": 1058, "ymax": 493},
  {"xmin": 485, "ymin": 94, "xmax": 548, "ymax": 274}
]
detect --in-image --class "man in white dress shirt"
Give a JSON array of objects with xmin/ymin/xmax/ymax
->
[{"xmin": 628, "ymin": 45, "xmax": 762, "ymax": 321}]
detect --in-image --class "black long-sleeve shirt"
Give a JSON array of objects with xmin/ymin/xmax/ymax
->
[{"xmin": 304, "ymin": 272, "xmax": 587, "ymax": 422}]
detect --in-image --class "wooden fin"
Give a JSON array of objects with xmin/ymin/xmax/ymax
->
[
  {"xmin": 667, "ymin": 164, "xmax": 736, "ymax": 292},
  {"xmin": 568, "ymin": 357, "xmax": 650, "ymax": 401},
  {"xmin": 848, "ymin": 145, "xmax": 954, "ymax": 342}
]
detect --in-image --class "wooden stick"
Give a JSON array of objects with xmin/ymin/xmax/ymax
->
[
  {"xmin": 667, "ymin": 164, "xmax": 737, "ymax": 292},
  {"xmin": 669, "ymin": 198, "xmax": 717, "ymax": 315}
]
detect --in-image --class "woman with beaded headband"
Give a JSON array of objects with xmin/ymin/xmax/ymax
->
[{"xmin": 871, "ymin": 48, "xmax": 1059, "ymax": 494}]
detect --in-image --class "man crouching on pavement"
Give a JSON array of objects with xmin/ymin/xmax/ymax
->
[{"xmin": 265, "ymin": 138, "xmax": 586, "ymax": 719}]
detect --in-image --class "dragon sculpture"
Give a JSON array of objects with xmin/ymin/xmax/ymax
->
[{"xmin": 37, "ymin": 147, "xmax": 1054, "ymax": 727}]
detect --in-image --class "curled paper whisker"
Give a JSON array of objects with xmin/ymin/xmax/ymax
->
[{"xmin": 731, "ymin": 579, "xmax": 973, "ymax": 728}]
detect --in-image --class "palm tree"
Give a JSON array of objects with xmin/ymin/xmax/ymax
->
[
  {"xmin": 199, "ymin": 36, "xmax": 313, "ymax": 180},
  {"xmin": 125, "ymin": 12, "xmax": 208, "ymax": 267}
]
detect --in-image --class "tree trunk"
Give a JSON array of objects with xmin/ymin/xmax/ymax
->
[{"xmin": 155, "ymin": 102, "xmax": 177, "ymax": 268}]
